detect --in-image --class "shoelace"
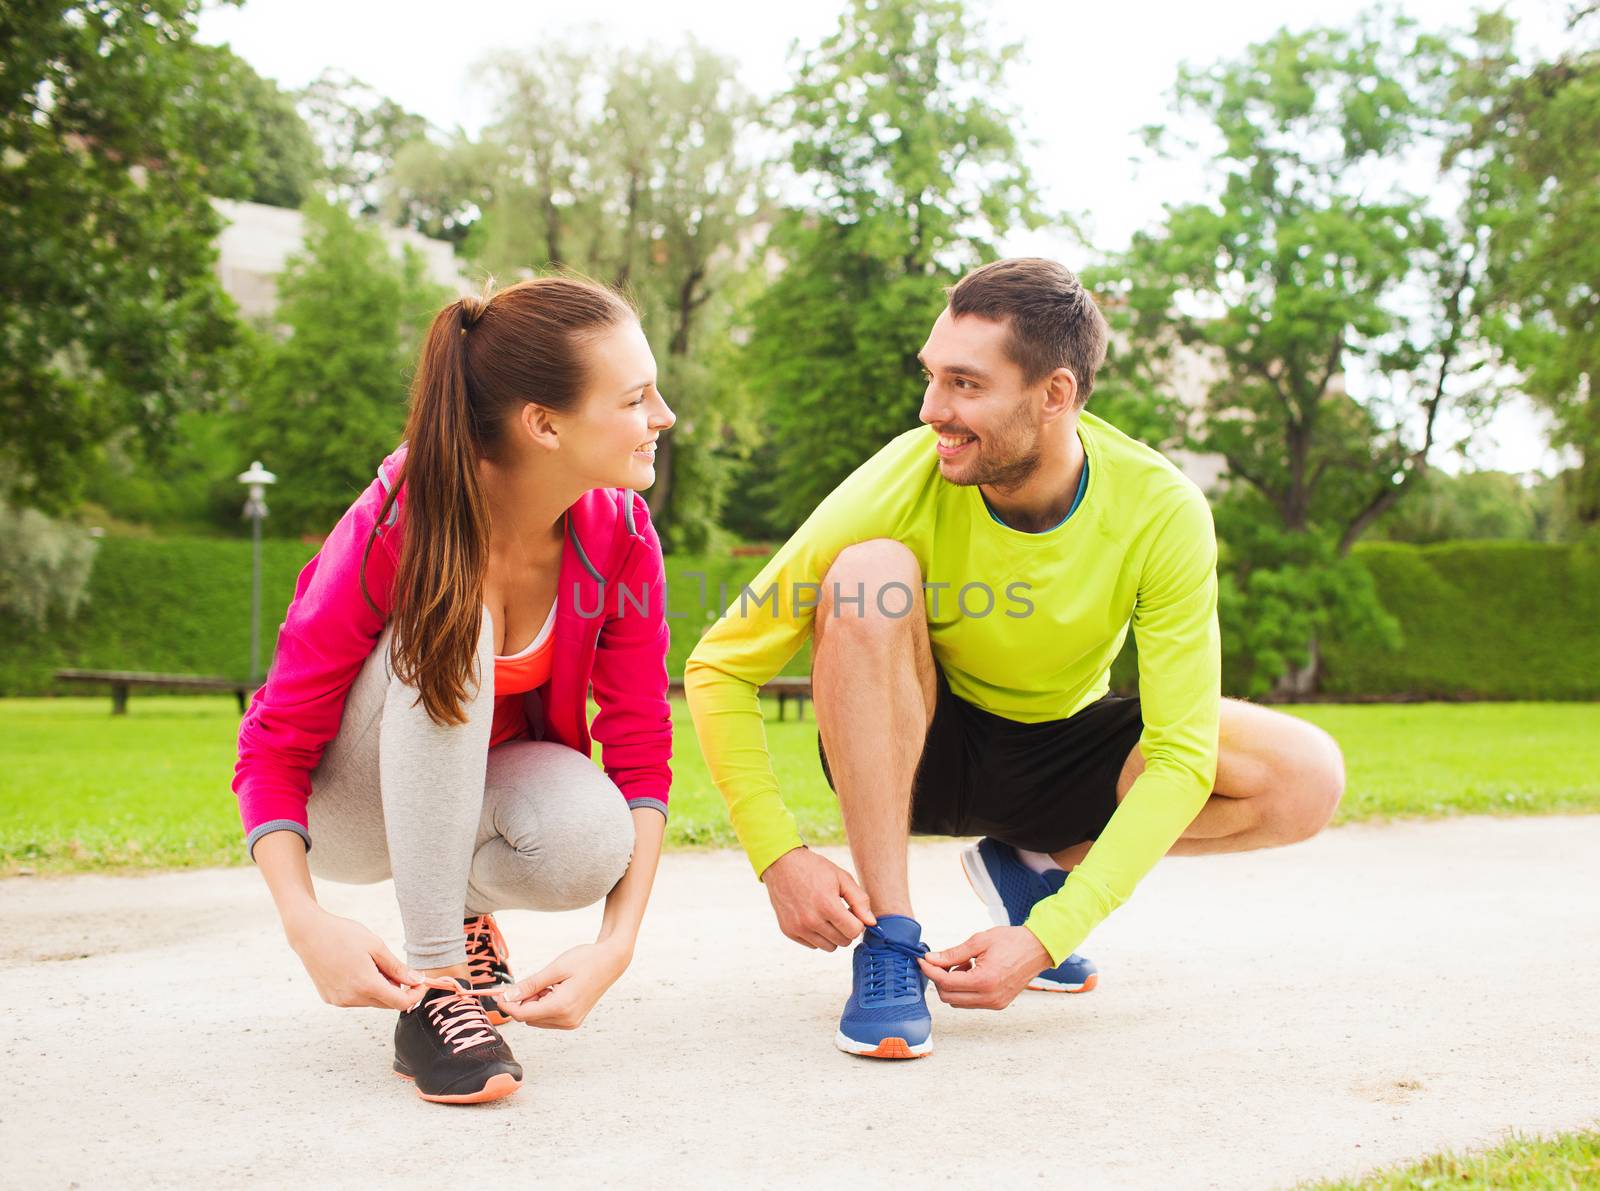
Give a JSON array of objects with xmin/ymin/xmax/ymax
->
[
  {"xmin": 418, "ymin": 981, "xmax": 498, "ymax": 1055},
  {"xmin": 861, "ymin": 925, "xmax": 929, "ymax": 1001},
  {"xmin": 463, "ymin": 914, "xmax": 509, "ymax": 988}
]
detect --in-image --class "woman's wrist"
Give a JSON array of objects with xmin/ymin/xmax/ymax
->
[
  {"xmin": 279, "ymin": 899, "xmax": 326, "ymax": 945},
  {"xmin": 595, "ymin": 931, "xmax": 636, "ymax": 966}
]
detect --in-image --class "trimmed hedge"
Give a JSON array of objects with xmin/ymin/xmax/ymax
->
[
  {"xmin": 5, "ymin": 535, "xmax": 1594, "ymax": 701},
  {"xmin": 0, "ymin": 536, "xmax": 319, "ymax": 696},
  {"xmin": 1319, "ymin": 540, "xmax": 1600, "ymax": 700}
]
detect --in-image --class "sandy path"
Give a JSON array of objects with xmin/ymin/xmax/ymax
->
[{"xmin": 2, "ymin": 816, "xmax": 1597, "ymax": 1189}]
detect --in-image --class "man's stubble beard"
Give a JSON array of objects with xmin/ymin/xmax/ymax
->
[{"xmin": 944, "ymin": 401, "xmax": 1042, "ymax": 491}]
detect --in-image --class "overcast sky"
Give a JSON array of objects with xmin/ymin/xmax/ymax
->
[{"xmin": 197, "ymin": 0, "xmax": 1580, "ymax": 475}]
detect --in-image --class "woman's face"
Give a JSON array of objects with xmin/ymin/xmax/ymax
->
[{"xmin": 550, "ymin": 318, "xmax": 676, "ymax": 491}]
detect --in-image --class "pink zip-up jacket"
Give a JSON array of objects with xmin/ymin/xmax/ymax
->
[{"xmin": 233, "ymin": 444, "xmax": 672, "ymax": 857}]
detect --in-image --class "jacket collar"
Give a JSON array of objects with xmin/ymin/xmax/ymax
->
[{"xmin": 378, "ymin": 444, "xmax": 637, "ymax": 584}]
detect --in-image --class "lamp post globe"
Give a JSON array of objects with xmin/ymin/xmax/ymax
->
[{"xmin": 237, "ymin": 461, "xmax": 277, "ymax": 685}]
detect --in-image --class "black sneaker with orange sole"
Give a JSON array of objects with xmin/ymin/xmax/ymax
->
[
  {"xmin": 464, "ymin": 913, "xmax": 514, "ymax": 1025},
  {"xmin": 393, "ymin": 978, "xmax": 523, "ymax": 1104}
]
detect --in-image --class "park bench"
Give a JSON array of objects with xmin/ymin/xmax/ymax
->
[
  {"xmin": 57, "ymin": 668, "xmax": 815, "ymax": 721},
  {"xmin": 667, "ymin": 675, "xmax": 813, "ymax": 720},
  {"xmin": 54, "ymin": 669, "xmax": 259, "ymax": 715}
]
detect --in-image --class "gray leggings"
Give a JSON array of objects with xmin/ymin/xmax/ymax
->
[{"xmin": 305, "ymin": 607, "xmax": 635, "ymax": 968}]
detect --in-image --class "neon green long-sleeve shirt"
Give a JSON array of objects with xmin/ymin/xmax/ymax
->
[{"xmin": 683, "ymin": 412, "xmax": 1221, "ymax": 963}]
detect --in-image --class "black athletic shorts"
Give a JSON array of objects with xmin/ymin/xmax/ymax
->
[{"xmin": 816, "ymin": 661, "xmax": 1144, "ymax": 854}]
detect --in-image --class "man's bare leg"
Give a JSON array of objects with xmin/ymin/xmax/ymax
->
[
  {"xmin": 1049, "ymin": 699, "xmax": 1346, "ymax": 870},
  {"xmin": 811, "ymin": 540, "xmax": 939, "ymax": 918}
]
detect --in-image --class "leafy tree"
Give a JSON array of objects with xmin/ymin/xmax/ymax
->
[
  {"xmin": 1371, "ymin": 468, "xmax": 1553, "ymax": 544},
  {"xmin": 81, "ymin": 405, "xmax": 259, "ymax": 533},
  {"xmin": 0, "ymin": 495, "xmax": 98, "ymax": 626},
  {"xmin": 598, "ymin": 45, "xmax": 771, "ymax": 549},
  {"xmin": 391, "ymin": 39, "xmax": 770, "ymax": 550},
  {"xmin": 739, "ymin": 0, "xmax": 1045, "ymax": 531},
  {"xmin": 1080, "ymin": 294, "xmax": 1193, "ymax": 454},
  {"xmin": 1462, "ymin": 10, "xmax": 1600, "ymax": 524},
  {"xmin": 385, "ymin": 130, "xmax": 500, "ymax": 247},
  {"xmin": 1094, "ymin": 10, "xmax": 1503, "ymax": 693},
  {"xmin": 187, "ymin": 43, "xmax": 320, "ymax": 209},
  {"xmin": 239, "ymin": 200, "xmax": 448, "ymax": 535},
  {"xmin": 0, "ymin": 0, "xmax": 252, "ymax": 512},
  {"xmin": 296, "ymin": 69, "xmax": 430, "ymax": 217},
  {"xmin": 453, "ymin": 45, "xmax": 604, "ymax": 271}
]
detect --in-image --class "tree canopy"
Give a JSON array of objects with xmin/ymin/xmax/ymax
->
[
  {"xmin": 1092, "ymin": 10, "xmax": 1511, "ymax": 692},
  {"xmin": 0, "ymin": 0, "xmax": 254, "ymax": 511},
  {"xmin": 237, "ymin": 200, "xmax": 448, "ymax": 535},
  {"xmin": 739, "ymin": 0, "xmax": 1045, "ymax": 531}
]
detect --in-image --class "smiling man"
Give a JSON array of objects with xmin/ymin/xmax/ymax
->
[{"xmin": 684, "ymin": 258, "xmax": 1345, "ymax": 1060}]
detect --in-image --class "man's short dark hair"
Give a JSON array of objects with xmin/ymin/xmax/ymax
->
[{"xmin": 946, "ymin": 258, "xmax": 1109, "ymax": 404}]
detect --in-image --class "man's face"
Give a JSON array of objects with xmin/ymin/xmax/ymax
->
[{"xmin": 917, "ymin": 309, "xmax": 1041, "ymax": 488}]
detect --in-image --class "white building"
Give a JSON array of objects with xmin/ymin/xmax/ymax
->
[{"xmin": 210, "ymin": 198, "xmax": 471, "ymax": 319}]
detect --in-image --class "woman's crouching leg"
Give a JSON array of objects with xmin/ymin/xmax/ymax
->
[
  {"xmin": 467, "ymin": 741, "xmax": 636, "ymax": 914},
  {"xmin": 305, "ymin": 623, "xmax": 395, "ymax": 887}
]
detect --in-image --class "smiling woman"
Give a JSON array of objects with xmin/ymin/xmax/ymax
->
[{"xmin": 231, "ymin": 274, "xmax": 677, "ymax": 1105}]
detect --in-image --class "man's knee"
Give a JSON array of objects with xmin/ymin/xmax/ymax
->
[
  {"xmin": 1274, "ymin": 725, "xmax": 1346, "ymax": 843},
  {"xmin": 817, "ymin": 539, "xmax": 923, "ymax": 638}
]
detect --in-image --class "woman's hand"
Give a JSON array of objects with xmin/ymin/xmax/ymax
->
[
  {"xmin": 493, "ymin": 941, "xmax": 631, "ymax": 1030},
  {"xmin": 285, "ymin": 907, "xmax": 423, "ymax": 1011}
]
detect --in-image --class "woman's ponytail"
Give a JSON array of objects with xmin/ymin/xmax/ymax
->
[
  {"xmin": 361, "ymin": 275, "xmax": 636, "ymax": 727},
  {"xmin": 378, "ymin": 296, "xmax": 491, "ymax": 724}
]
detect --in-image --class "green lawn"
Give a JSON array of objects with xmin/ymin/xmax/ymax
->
[
  {"xmin": 1294, "ymin": 1125, "xmax": 1600, "ymax": 1190},
  {"xmin": 1, "ymin": 697, "xmax": 1597, "ymax": 875}
]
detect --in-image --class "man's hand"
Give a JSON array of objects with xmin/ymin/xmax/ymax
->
[
  {"xmin": 760, "ymin": 846, "xmax": 875, "ymax": 951},
  {"xmin": 920, "ymin": 926, "xmax": 1052, "ymax": 1011},
  {"xmin": 493, "ymin": 940, "xmax": 631, "ymax": 1031}
]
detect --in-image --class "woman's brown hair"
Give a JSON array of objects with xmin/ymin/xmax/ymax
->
[{"xmin": 360, "ymin": 275, "xmax": 637, "ymax": 726}]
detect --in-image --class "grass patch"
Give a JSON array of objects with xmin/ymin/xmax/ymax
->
[
  {"xmin": 2, "ymin": 697, "xmax": 1597, "ymax": 876},
  {"xmin": 1292, "ymin": 703, "xmax": 1600, "ymax": 821},
  {"xmin": 1294, "ymin": 1125, "xmax": 1600, "ymax": 1189}
]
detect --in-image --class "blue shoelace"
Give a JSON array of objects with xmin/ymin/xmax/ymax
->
[{"xmin": 861, "ymin": 924, "xmax": 929, "ymax": 1001}]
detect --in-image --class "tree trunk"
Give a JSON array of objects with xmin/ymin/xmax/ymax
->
[
  {"xmin": 541, "ymin": 194, "xmax": 563, "ymax": 267},
  {"xmin": 1576, "ymin": 435, "xmax": 1600, "ymax": 527},
  {"xmin": 649, "ymin": 265, "xmax": 705, "ymax": 526},
  {"xmin": 614, "ymin": 170, "xmax": 641, "ymax": 290},
  {"xmin": 1273, "ymin": 635, "xmax": 1320, "ymax": 699}
]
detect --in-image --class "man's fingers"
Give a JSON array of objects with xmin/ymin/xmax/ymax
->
[
  {"xmin": 920, "ymin": 958, "xmax": 987, "ymax": 993},
  {"xmin": 922, "ymin": 969, "xmax": 1003, "ymax": 1009},
  {"xmin": 937, "ymin": 991, "xmax": 1004, "ymax": 1010},
  {"xmin": 819, "ymin": 902, "xmax": 862, "ymax": 947},
  {"xmin": 924, "ymin": 936, "xmax": 984, "ymax": 969},
  {"xmin": 836, "ymin": 873, "xmax": 877, "ymax": 927}
]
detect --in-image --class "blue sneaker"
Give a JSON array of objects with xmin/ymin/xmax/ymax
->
[
  {"xmin": 835, "ymin": 915, "xmax": 933, "ymax": 1059},
  {"xmin": 959, "ymin": 838, "xmax": 1099, "ymax": 993}
]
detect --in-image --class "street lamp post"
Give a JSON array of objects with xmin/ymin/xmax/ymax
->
[{"xmin": 237, "ymin": 460, "xmax": 277, "ymax": 684}]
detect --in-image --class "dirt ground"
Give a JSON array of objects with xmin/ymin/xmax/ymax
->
[{"xmin": 2, "ymin": 816, "xmax": 1597, "ymax": 1189}]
